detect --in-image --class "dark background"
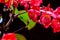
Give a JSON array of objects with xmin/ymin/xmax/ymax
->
[{"xmin": 0, "ymin": 0, "xmax": 60, "ymax": 40}]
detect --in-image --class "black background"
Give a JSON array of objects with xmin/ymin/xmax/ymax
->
[{"xmin": 0, "ymin": 0, "xmax": 60, "ymax": 40}]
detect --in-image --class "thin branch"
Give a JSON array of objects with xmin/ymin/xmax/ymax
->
[
  {"xmin": 13, "ymin": 11, "xmax": 26, "ymax": 18},
  {"xmin": 4, "ymin": 13, "xmax": 13, "ymax": 31},
  {"xmin": 5, "ymin": 18, "xmax": 12, "ymax": 27},
  {"xmin": 6, "ymin": 15, "xmax": 12, "ymax": 26},
  {"xmin": 13, "ymin": 26, "xmax": 27, "ymax": 33},
  {"xmin": 3, "ymin": 11, "xmax": 26, "ymax": 31}
]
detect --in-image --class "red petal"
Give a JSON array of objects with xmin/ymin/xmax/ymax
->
[
  {"xmin": 13, "ymin": 0, "xmax": 18, "ymax": 7},
  {"xmin": 1, "ymin": 33, "xmax": 17, "ymax": 40},
  {"xmin": 40, "ymin": 13, "xmax": 51, "ymax": 28},
  {"xmin": 24, "ymin": 3, "xmax": 29, "ymax": 10},
  {"xmin": 51, "ymin": 18, "xmax": 60, "ymax": 33}
]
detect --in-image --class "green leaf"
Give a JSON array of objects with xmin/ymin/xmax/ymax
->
[
  {"xmin": 19, "ymin": 10, "xmax": 26, "ymax": 13},
  {"xmin": 18, "ymin": 10, "xmax": 36, "ymax": 30},
  {"xmin": 15, "ymin": 8, "xmax": 19, "ymax": 14},
  {"xmin": 16, "ymin": 34, "xmax": 26, "ymax": 40},
  {"xmin": 10, "ymin": 6, "xmax": 14, "ymax": 10},
  {"xmin": 18, "ymin": 11, "xmax": 29, "ymax": 25},
  {"xmin": 27, "ymin": 20, "xmax": 36, "ymax": 30}
]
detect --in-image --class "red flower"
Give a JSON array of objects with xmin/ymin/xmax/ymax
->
[
  {"xmin": 0, "ymin": 0, "xmax": 4, "ymax": 3},
  {"xmin": 51, "ymin": 18, "xmax": 60, "ymax": 33},
  {"xmin": 30, "ymin": 0, "xmax": 42, "ymax": 7},
  {"xmin": 53, "ymin": 7, "xmax": 60, "ymax": 18},
  {"xmin": 39, "ymin": 12, "xmax": 51, "ymax": 28},
  {"xmin": 5, "ymin": 0, "xmax": 13, "ymax": 9},
  {"xmin": 1, "ymin": 33, "xmax": 17, "ymax": 40},
  {"xmin": 18, "ymin": 0, "xmax": 30, "ymax": 6},
  {"xmin": 30, "ymin": 0, "xmax": 42, "ymax": 10},
  {"xmin": 18, "ymin": 0, "xmax": 25, "ymax": 6},
  {"xmin": 30, "ymin": 5, "xmax": 40, "ymax": 11},
  {"xmin": 18, "ymin": 0, "xmax": 30, "ymax": 10},
  {"xmin": 44, "ymin": 4, "xmax": 51, "ymax": 11},
  {"xmin": 24, "ymin": 3, "xmax": 29, "ymax": 10},
  {"xmin": 28, "ymin": 9, "xmax": 40, "ymax": 22},
  {"xmin": 13, "ymin": 0, "xmax": 18, "ymax": 8}
]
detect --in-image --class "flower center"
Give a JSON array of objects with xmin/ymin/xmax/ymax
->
[{"xmin": 5, "ymin": 0, "xmax": 8, "ymax": 3}]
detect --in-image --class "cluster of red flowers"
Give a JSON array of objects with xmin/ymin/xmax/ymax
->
[
  {"xmin": 28, "ymin": 3, "xmax": 60, "ymax": 33},
  {"xmin": 0, "ymin": 0, "xmax": 60, "ymax": 33},
  {"xmin": 27, "ymin": 0, "xmax": 60, "ymax": 33},
  {"xmin": 28, "ymin": 4, "xmax": 60, "ymax": 33}
]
